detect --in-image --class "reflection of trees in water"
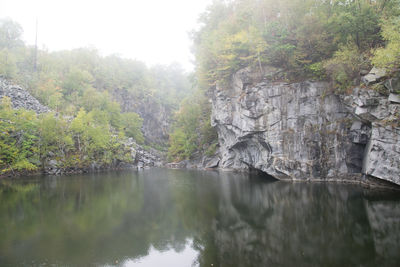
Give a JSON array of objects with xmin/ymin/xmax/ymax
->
[
  {"xmin": 0, "ymin": 170, "xmax": 203, "ymax": 266},
  {"xmin": 0, "ymin": 170, "xmax": 400, "ymax": 267}
]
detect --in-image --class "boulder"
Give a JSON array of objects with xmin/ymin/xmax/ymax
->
[
  {"xmin": 384, "ymin": 76, "xmax": 400, "ymax": 93},
  {"xmin": 203, "ymin": 156, "xmax": 220, "ymax": 169},
  {"xmin": 388, "ymin": 93, "xmax": 400, "ymax": 104},
  {"xmin": 361, "ymin": 67, "xmax": 387, "ymax": 85}
]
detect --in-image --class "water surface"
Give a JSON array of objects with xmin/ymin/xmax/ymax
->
[{"xmin": 0, "ymin": 169, "xmax": 399, "ymax": 266}]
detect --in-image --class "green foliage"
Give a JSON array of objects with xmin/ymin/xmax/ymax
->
[
  {"xmin": 0, "ymin": 97, "xmax": 39, "ymax": 173},
  {"xmin": 168, "ymin": 128, "xmax": 191, "ymax": 161},
  {"xmin": 0, "ymin": 49, "xmax": 18, "ymax": 79},
  {"xmin": 168, "ymin": 99, "xmax": 200, "ymax": 161},
  {"xmin": 308, "ymin": 62, "xmax": 326, "ymax": 80},
  {"xmin": 37, "ymin": 112, "xmax": 73, "ymax": 163},
  {"xmin": 193, "ymin": 0, "xmax": 400, "ymax": 87},
  {"xmin": 373, "ymin": 18, "xmax": 400, "ymax": 70},
  {"xmin": 120, "ymin": 112, "xmax": 144, "ymax": 144},
  {"xmin": 70, "ymin": 108, "xmax": 109, "ymax": 163},
  {"xmin": 324, "ymin": 43, "xmax": 369, "ymax": 90},
  {"xmin": 62, "ymin": 67, "xmax": 93, "ymax": 99},
  {"xmin": 168, "ymin": 93, "xmax": 217, "ymax": 162},
  {"xmin": 0, "ymin": 18, "xmax": 196, "ymax": 171},
  {"xmin": 0, "ymin": 19, "xmax": 191, "ymax": 116},
  {"xmin": 0, "ymin": 101, "xmax": 140, "ymax": 173}
]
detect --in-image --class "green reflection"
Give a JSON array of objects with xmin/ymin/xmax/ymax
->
[{"xmin": 0, "ymin": 169, "xmax": 399, "ymax": 267}]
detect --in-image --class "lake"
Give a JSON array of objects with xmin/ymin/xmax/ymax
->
[{"xmin": 0, "ymin": 168, "xmax": 399, "ymax": 267}]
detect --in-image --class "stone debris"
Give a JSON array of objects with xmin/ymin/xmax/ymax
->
[{"xmin": 0, "ymin": 78, "xmax": 50, "ymax": 113}]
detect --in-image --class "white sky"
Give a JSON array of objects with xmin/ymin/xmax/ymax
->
[{"xmin": 0, "ymin": 0, "xmax": 213, "ymax": 70}]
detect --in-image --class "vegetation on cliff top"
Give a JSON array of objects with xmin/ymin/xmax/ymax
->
[
  {"xmin": 0, "ymin": 19, "xmax": 191, "ymax": 113},
  {"xmin": 166, "ymin": 0, "xmax": 400, "ymax": 162},
  {"xmin": 193, "ymin": 0, "xmax": 400, "ymax": 90},
  {"xmin": 161, "ymin": 0, "xmax": 400, "ymax": 162}
]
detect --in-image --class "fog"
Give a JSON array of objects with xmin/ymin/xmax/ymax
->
[{"xmin": 0, "ymin": 0, "xmax": 213, "ymax": 70}]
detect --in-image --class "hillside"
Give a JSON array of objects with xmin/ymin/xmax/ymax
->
[
  {"xmin": 168, "ymin": 0, "xmax": 400, "ymax": 186},
  {"xmin": 0, "ymin": 18, "xmax": 192, "ymax": 175}
]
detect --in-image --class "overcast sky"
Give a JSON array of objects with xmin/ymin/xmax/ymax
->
[{"xmin": 0, "ymin": 0, "xmax": 213, "ymax": 70}]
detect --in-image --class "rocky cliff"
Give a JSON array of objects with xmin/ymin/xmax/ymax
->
[
  {"xmin": 112, "ymin": 88, "xmax": 171, "ymax": 146},
  {"xmin": 211, "ymin": 67, "xmax": 400, "ymax": 186}
]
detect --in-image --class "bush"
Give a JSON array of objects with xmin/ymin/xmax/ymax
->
[
  {"xmin": 372, "ymin": 18, "xmax": 400, "ymax": 71},
  {"xmin": 324, "ymin": 43, "xmax": 369, "ymax": 91}
]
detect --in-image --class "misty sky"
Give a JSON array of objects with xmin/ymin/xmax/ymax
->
[{"xmin": 0, "ymin": 0, "xmax": 213, "ymax": 70}]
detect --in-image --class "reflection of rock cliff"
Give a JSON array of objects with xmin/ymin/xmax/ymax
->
[
  {"xmin": 365, "ymin": 195, "xmax": 400, "ymax": 265},
  {"xmin": 211, "ymin": 173, "xmax": 400, "ymax": 266},
  {"xmin": 211, "ymin": 67, "xmax": 400, "ymax": 186}
]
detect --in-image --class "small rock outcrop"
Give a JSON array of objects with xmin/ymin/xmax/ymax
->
[
  {"xmin": 0, "ymin": 78, "xmax": 50, "ymax": 113},
  {"xmin": 167, "ymin": 154, "xmax": 220, "ymax": 170},
  {"xmin": 211, "ymin": 66, "xmax": 400, "ymax": 186},
  {"xmin": 44, "ymin": 138, "xmax": 163, "ymax": 175},
  {"xmin": 361, "ymin": 67, "xmax": 387, "ymax": 85}
]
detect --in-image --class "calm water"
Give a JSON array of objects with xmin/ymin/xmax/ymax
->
[{"xmin": 0, "ymin": 169, "xmax": 400, "ymax": 267}]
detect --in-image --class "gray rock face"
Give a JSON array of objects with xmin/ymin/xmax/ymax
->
[
  {"xmin": 362, "ymin": 125, "xmax": 400, "ymax": 185},
  {"xmin": 0, "ymin": 78, "xmax": 50, "ymax": 113},
  {"xmin": 385, "ymin": 76, "xmax": 400, "ymax": 93},
  {"xmin": 212, "ymin": 67, "xmax": 362, "ymax": 180},
  {"xmin": 361, "ymin": 67, "xmax": 387, "ymax": 85},
  {"xmin": 341, "ymin": 87, "xmax": 400, "ymax": 185},
  {"xmin": 388, "ymin": 93, "xmax": 400, "ymax": 103},
  {"xmin": 167, "ymin": 154, "xmax": 220, "ymax": 170},
  {"xmin": 211, "ymin": 67, "xmax": 400, "ymax": 186},
  {"xmin": 115, "ymin": 137, "xmax": 163, "ymax": 170},
  {"xmin": 112, "ymin": 88, "xmax": 171, "ymax": 146},
  {"xmin": 203, "ymin": 156, "xmax": 220, "ymax": 169}
]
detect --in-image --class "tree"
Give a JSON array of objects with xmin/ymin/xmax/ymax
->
[
  {"xmin": 37, "ymin": 112, "xmax": 73, "ymax": 166},
  {"xmin": 373, "ymin": 18, "xmax": 400, "ymax": 70},
  {"xmin": 0, "ymin": 97, "xmax": 39, "ymax": 173},
  {"xmin": 120, "ymin": 112, "xmax": 144, "ymax": 144},
  {"xmin": 0, "ymin": 19, "xmax": 23, "ymax": 50}
]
